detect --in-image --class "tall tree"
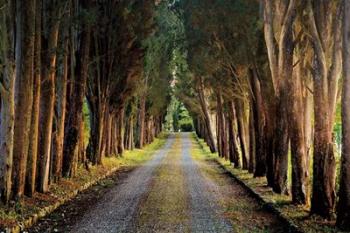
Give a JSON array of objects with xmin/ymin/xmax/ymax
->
[
  {"xmin": 52, "ymin": 13, "xmax": 69, "ymax": 182},
  {"xmin": 26, "ymin": 0, "xmax": 42, "ymax": 196},
  {"xmin": 263, "ymin": 0, "xmax": 297, "ymax": 194},
  {"xmin": 337, "ymin": 0, "xmax": 350, "ymax": 228},
  {"xmin": 37, "ymin": 0, "xmax": 61, "ymax": 192},
  {"xmin": 307, "ymin": 0, "xmax": 342, "ymax": 217},
  {"xmin": 0, "ymin": 0, "xmax": 15, "ymax": 203},
  {"xmin": 12, "ymin": 0, "xmax": 36, "ymax": 198},
  {"xmin": 63, "ymin": 0, "xmax": 92, "ymax": 177}
]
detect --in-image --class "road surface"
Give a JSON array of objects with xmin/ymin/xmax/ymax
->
[{"xmin": 30, "ymin": 133, "xmax": 287, "ymax": 233}]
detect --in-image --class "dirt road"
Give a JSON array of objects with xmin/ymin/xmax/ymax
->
[{"xmin": 29, "ymin": 133, "xmax": 288, "ymax": 233}]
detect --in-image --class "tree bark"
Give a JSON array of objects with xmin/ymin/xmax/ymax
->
[
  {"xmin": 263, "ymin": 0, "xmax": 296, "ymax": 194},
  {"xmin": 0, "ymin": 0, "xmax": 15, "ymax": 203},
  {"xmin": 52, "ymin": 33, "xmax": 68, "ymax": 182},
  {"xmin": 248, "ymin": 103, "xmax": 256, "ymax": 174},
  {"xmin": 308, "ymin": 0, "xmax": 342, "ymax": 218},
  {"xmin": 105, "ymin": 109, "xmax": 112, "ymax": 156},
  {"xmin": 337, "ymin": 0, "xmax": 350, "ymax": 228},
  {"xmin": 198, "ymin": 77, "xmax": 217, "ymax": 153},
  {"xmin": 63, "ymin": 0, "xmax": 92, "ymax": 177},
  {"xmin": 228, "ymin": 101, "xmax": 240, "ymax": 167},
  {"xmin": 235, "ymin": 99, "xmax": 249, "ymax": 169},
  {"xmin": 216, "ymin": 91, "xmax": 227, "ymax": 158},
  {"xmin": 26, "ymin": 0, "xmax": 42, "ymax": 196},
  {"xmin": 273, "ymin": 84, "xmax": 290, "ymax": 195},
  {"xmin": 288, "ymin": 54, "xmax": 308, "ymax": 204},
  {"xmin": 12, "ymin": 0, "xmax": 35, "ymax": 198},
  {"xmin": 137, "ymin": 94, "xmax": 146, "ymax": 148},
  {"xmin": 249, "ymin": 69, "xmax": 266, "ymax": 177},
  {"xmin": 37, "ymin": 0, "xmax": 60, "ymax": 192},
  {"xmin": 117, "ymin": 109, "xmax": 125, "ymax": 155}
]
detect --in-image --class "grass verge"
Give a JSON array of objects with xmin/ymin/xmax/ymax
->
[
  {"xmin": 191, "ymin": 133, "xmax": 343, "ymax": 233},
  {"xmin": 0, "ymin": 133, "xmax": 168, "ymax": 233}
]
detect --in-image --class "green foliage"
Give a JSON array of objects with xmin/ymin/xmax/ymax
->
[
  {"xmin": 140, "ymin": 1, "xmax": 183, "ymax": 118},
  {"xmin": 172, "ymin": 100, "xmax": 193, "ymax": 132},
  {"xmin": 164, "ymin": 96, "xmax": 194, "ymax": 132},
  {"xmin": 83, "ymin": 99, "xmax": 91, "ymax": 146},
  {"xmin": 334, "ymin": 103, "xmax": 342, "ymax": 154},
  {"xmin": 170, "ymin": 0, "xmax": 263, "ymax": 122}
]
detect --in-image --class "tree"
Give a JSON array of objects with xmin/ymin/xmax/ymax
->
[
  {"xmin": 12, "ymin": 0, "xmax": 36, "ymax": 199},
  {"xmin": 263, "ymin": 0, "xmax": 297, "ymax": 195},
  {"xmin": 307, "ymin": 0, "xmax": 342, "ymax": 217},
  {"xmin": 0, "ymin": 0, "xmax": 15, "ymax": 203},
  {"xmin": 63, "ymin": 0, "xmax": 92, "ymax": 177},
  {"xmin": 37, "ymin": 0, "xmax": 61, "ymax": 193},
  {"xmin": 26, "ymin": 0, "xmax": 42, "ymax": 196},
  {"xmin": 336, "ymin": 0, "xmax": 350, "ymax": 228}
]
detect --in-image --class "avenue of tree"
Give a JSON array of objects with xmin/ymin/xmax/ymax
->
[
  {"xmin": 0, "ymin": 0, "xmax": 175, "ymax": 206},
  {"xmin": 1, "ymin": 0, "xmax": 350, "ymax": 231},
  {"xmin": 174, "ymin": 0, "xmax": 350, "ymax": 230}
]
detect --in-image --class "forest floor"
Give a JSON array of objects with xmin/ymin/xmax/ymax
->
[{"xmin": 27, "ymin": 133, "xmax": 288, "ymax": 233}]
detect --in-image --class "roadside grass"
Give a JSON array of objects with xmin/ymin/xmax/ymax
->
[
  {"xmin": 0, "ymin": 133, "xmax": 168, "ymax": 230},
  {"xmin": 191, "ymin": 133, "xmax": 343, "ymax": 233}
]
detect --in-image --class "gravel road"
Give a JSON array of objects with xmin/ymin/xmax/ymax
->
[
  {"xmin": 69, "ymin": 135, "xmax": 175, "ymax": 233},
  {"xmin": 29, "ymin": 133, "xmax": 287, "ymax": 233},
  {"xmin": 182, "ymin": 134, "xmax": 232, "ymax": 232}
]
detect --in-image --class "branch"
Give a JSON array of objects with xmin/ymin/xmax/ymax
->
[
  {"xmin": 0, "ymin": 80, "xmax": 8, "ymax": 97},
  {"xmin": 327, "ymin": 2, "xmax": 343, "ymax": 112},
  {"xmin": 306, "ymin": 0, "xmax": 327, "ymax": 76},
  {"xmin": 263, "ymin": 0, "xmax": 278, "ymax": 91}
]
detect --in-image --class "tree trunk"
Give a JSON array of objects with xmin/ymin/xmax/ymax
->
[
  {"xmin": 288, "ymin": 56, "xmax": 308, "ymax": 204},
  {"xmin": 228, "ymin": 101, "xmax": 240, "ymax": 167},
  {"xmin": 271, "ymin": 4, "xmax": 295, "ymax": 194},
  {"xmin": 0, "ymin": 0, "xmax": 15, "ymax": 203},
  {"xmin": 25, "ymin": 0, "xmax": 41, "ymax": 196},
  {"xmin": 12, "ymin": 0, "xmax": 35, "ymax": 198},
  {"xmin": 63, "ymin": 0, "xmax": 91, "ymax": 177},
  {"xmin": 78, "ymin": 115, "xmax": 86, "ymax": 164},
  {"xmin": 117, "ymin": 109, "xmax": 125, "ymax": 155},
  {"xmin": 37, "ymin": 1, "xmax": 60, "ymax": 192},
  {"xmin": 198, "ymin": 77, "xmax": 217, "ymax": 153},
  {"xmin": 337, "ymin": 1, "xmax": 350, "ymax": 228},
  {"xmin": 263, "ymin": 0, "xmax": 296, "ymax": 194},
  {"xmin": 249, "ymin": 70, "xmax": 266, "ymax": 177},
  {"xmin": 105, "ymin": 110, "xmax": 112, "ymax": 156},
  {"xmin": 273, "ymin": 91, "xmax": 289, "ymax": 194},
  {"xmin": 0, "ymin": 74, "xmax": 15, "ymax": 203},
  {"xmin": 52, "ymin": 35, "xmax": 68, "ymax": 182},
  {"xmin": 138, "ymin": 95, "xmax": 146, "ymax": 148},
  {"xmin": 87, "ymin": 97, "xmax": 106, "ymax": 164},
  {"xmin": 303, "ymin": 79, "xmax": 313, "ymax": 200},
  {"xmin": 311, "ymin": 82, "xmax": 337, "ymax": 217},
  {"xmin": 216, "ymin": 91, "xmax": 226, "ymax": 158},
  {"xmin": 125, "ymin": 118, "xmax": 131, "ymax": 150},
  {"xmin": 308, "ymin": 0, "xmax": 341, "ymax": 218},
  {"xmin": 248, "ymin": 103, "xmax": 256, "ymax": 174},
  {"xmin": 235, "ymin": 99, "xmax": 249, "ymax": 170}
]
